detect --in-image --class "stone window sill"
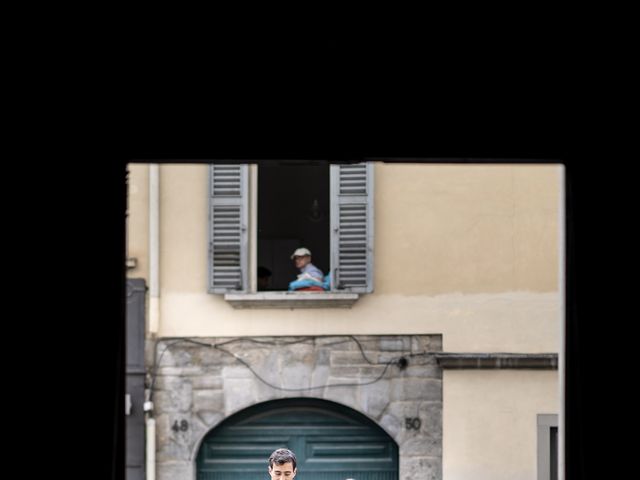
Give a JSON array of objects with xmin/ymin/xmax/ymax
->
[{"xmin": 224, "ymin": 291, "xmax": 360, "ymax": 309}]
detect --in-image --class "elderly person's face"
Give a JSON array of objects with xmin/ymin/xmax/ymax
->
[{"xmin": 294, "ymin": 255, "xmax": 311, "ymax": 269}]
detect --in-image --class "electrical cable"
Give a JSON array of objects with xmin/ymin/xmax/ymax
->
[
  {"xmin": 148, "ymin": 335, "xmax": 434, "ymax": 400},
  {"xmin": 350, "ymin": 335, "xmax": 378, "ymax": 365},
  {"xmin": 214, "ymin": 344, "xmax": 393, "ymax": 391}
]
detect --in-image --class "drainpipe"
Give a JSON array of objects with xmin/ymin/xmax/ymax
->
[
  {"xmin": 149, "ymin": 164, "xmax": 160, "ymax": 334},
  {"xmin": 145, "ymin": 415, "xmax": 156, "ymax": 480},
  {"xmin": 145, "ymin": 164, "xmax": 160, "ymax": 480}
]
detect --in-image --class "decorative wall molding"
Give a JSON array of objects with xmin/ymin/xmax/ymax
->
[{"xmin": 435, "ymin": 353, "xmax": 558, "ymax": 369}]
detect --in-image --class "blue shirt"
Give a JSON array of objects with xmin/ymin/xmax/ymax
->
[{"xmin": 299, "ymin": 263, "xmax": 324, "ymax": 282}]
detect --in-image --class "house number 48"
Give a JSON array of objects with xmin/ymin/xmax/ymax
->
[
  {"xmin": 172, "ymin": 420, "xmax": 189, "ymax": 432},
  {"xmin": 405, "ymin": 417, "xmax": 421, "ymax": 430}
]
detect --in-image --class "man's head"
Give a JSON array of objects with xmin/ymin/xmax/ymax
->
[
  {"xmin": 268, "ymin": 448, "xmax": 297, "ymax": 479},
  {"xmin": 291, "ymin": 247, "xmax": 312, "ymax": 270},
  {"xmin": 257, "ymin": 266, "xmax": 272, "ymax": 290}
]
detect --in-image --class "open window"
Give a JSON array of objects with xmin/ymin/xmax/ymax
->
[
  {"xmin": 257, "ymin": 161, "xmax": 330, "ymax": 291},
  {"xmin": 208, "ymin": 161, "xmax": 374, "ymax": 301}
]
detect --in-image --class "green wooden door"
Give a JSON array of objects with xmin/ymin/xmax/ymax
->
[{"xmin": 196, "ymin": 398, "xmax": 398, "ymax": 480}]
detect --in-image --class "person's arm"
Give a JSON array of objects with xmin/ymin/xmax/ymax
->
[{"xmin": 303, "ymin": 265, "xmax": 324, "ymax": 282}]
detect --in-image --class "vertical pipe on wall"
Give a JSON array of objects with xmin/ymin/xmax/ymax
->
[
  {"xmin": 146, "ymin": 417, "xmax": 156, "ymax": 480},
  {"xmin": 149, "ymin": 164, "xmax": 160, "ymax": 334},
  {"xmin": 558, "ymin": 165, "xmax": 565, "ymax": 480},
  {"xmin": 146, "ymin": 164, "xmax": 160, "ymax": 480}
]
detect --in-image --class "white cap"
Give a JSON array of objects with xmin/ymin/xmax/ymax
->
[{"xmin": 291, "ymin": 247, "xmax": 312, "ymax": 259}]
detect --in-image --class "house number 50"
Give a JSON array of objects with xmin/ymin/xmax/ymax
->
[{"xmin": 405, "ymin": 417, "xmax": 421, "ymax": 430}]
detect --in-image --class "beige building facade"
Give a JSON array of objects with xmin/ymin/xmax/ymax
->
[{"xmin": 126, "ymin": 161, "xmax": 562, "ymax": 480}]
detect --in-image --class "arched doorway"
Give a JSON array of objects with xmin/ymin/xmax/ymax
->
[{"xmin": 196, "ymin": 397, "xmax": 399, "ymax": 480}]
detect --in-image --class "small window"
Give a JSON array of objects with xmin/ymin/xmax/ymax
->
[{"xmin": 537, "ymin": 414, "xmax": 559, "ymax": 480}]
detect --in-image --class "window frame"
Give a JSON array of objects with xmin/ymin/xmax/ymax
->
[
  {"xmin": 537, "ymin": 413, "xmax": 559, "ymax": 480},
  {"xmin": 208, "ymin": 162, "xmax": 374, "ymax": 307}
]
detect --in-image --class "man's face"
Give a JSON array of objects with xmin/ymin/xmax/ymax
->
[
  {"xmin": 268, "ymin": 461, "xmax": 297, "ymax": 479},
  {"xmin": 294, "ymin": 255, "xmax": 311, "ymax": 269}
]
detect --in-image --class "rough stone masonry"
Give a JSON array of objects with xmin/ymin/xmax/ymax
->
[{"xmin": 151, "ymin": 334, "xmax": 443, "ymax": 480}]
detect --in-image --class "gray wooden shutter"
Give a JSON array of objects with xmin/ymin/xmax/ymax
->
[
  {"xmin": 209, "ymin": 164, "xmax": 248, "ymax": 293},
  {"xmin": 330, "ymin": 162, "xmax": 374, "ymax": 293}
]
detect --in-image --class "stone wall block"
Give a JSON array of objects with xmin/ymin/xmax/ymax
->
[
  {"xmin": 400, "ymin": 456, "xmax": 441, "ymax": 480},
  {"xmin": 154, "ymin": 382, "xmax": 192, "ymax": 413},
  {"xmin": 331, "ymin": 350, "xmax": 377, "ymax": 366},
  {"xmin": 360, "ymin": 379, "xmax": 391, "ymax": 420},
  {"xmin": 380, "ymin": 337, "xmax": 411, "ymax": 351},
  {"xmin": 156, "ymin": 414, "xmax": 193, "ymax": 462},
  {"xmin": 223, "ymin": 378, "xmax": 257, "ymax": 415},
  {"xmin": 191, "ymin": 375, "xmax": 223, "ymax": 390},
  {"xmin": 391, "ymin": 378, "xmax": 441, "ymax": 402},
  {"xmin": 193, "ymin": 390, "xmax": 224, "ymax": 412},
  {"xmin": 157, "ymin": 462, "xmax": 194, "ymax": 480}
]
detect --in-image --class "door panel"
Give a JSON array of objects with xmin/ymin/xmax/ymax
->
[{"xmin": 197, "ymin": 398, "xmax": 398, "ymax": 480}]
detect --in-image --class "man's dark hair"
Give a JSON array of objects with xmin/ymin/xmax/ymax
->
[
  {"xmin": 268, "ymin": 448, "xmax": 297, "ymax": 470},
  {"xmin": 258, "ymin": 266, "xmax": 272, "ymax": 278}
]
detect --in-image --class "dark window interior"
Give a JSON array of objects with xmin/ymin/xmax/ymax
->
[
  {"xmin": 550, "ymin": 426, "xmax": 558, "ymax": 480},
  {"xmin": 258, "ymin": 162, "xmax": 330, "ymax": 291}
]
